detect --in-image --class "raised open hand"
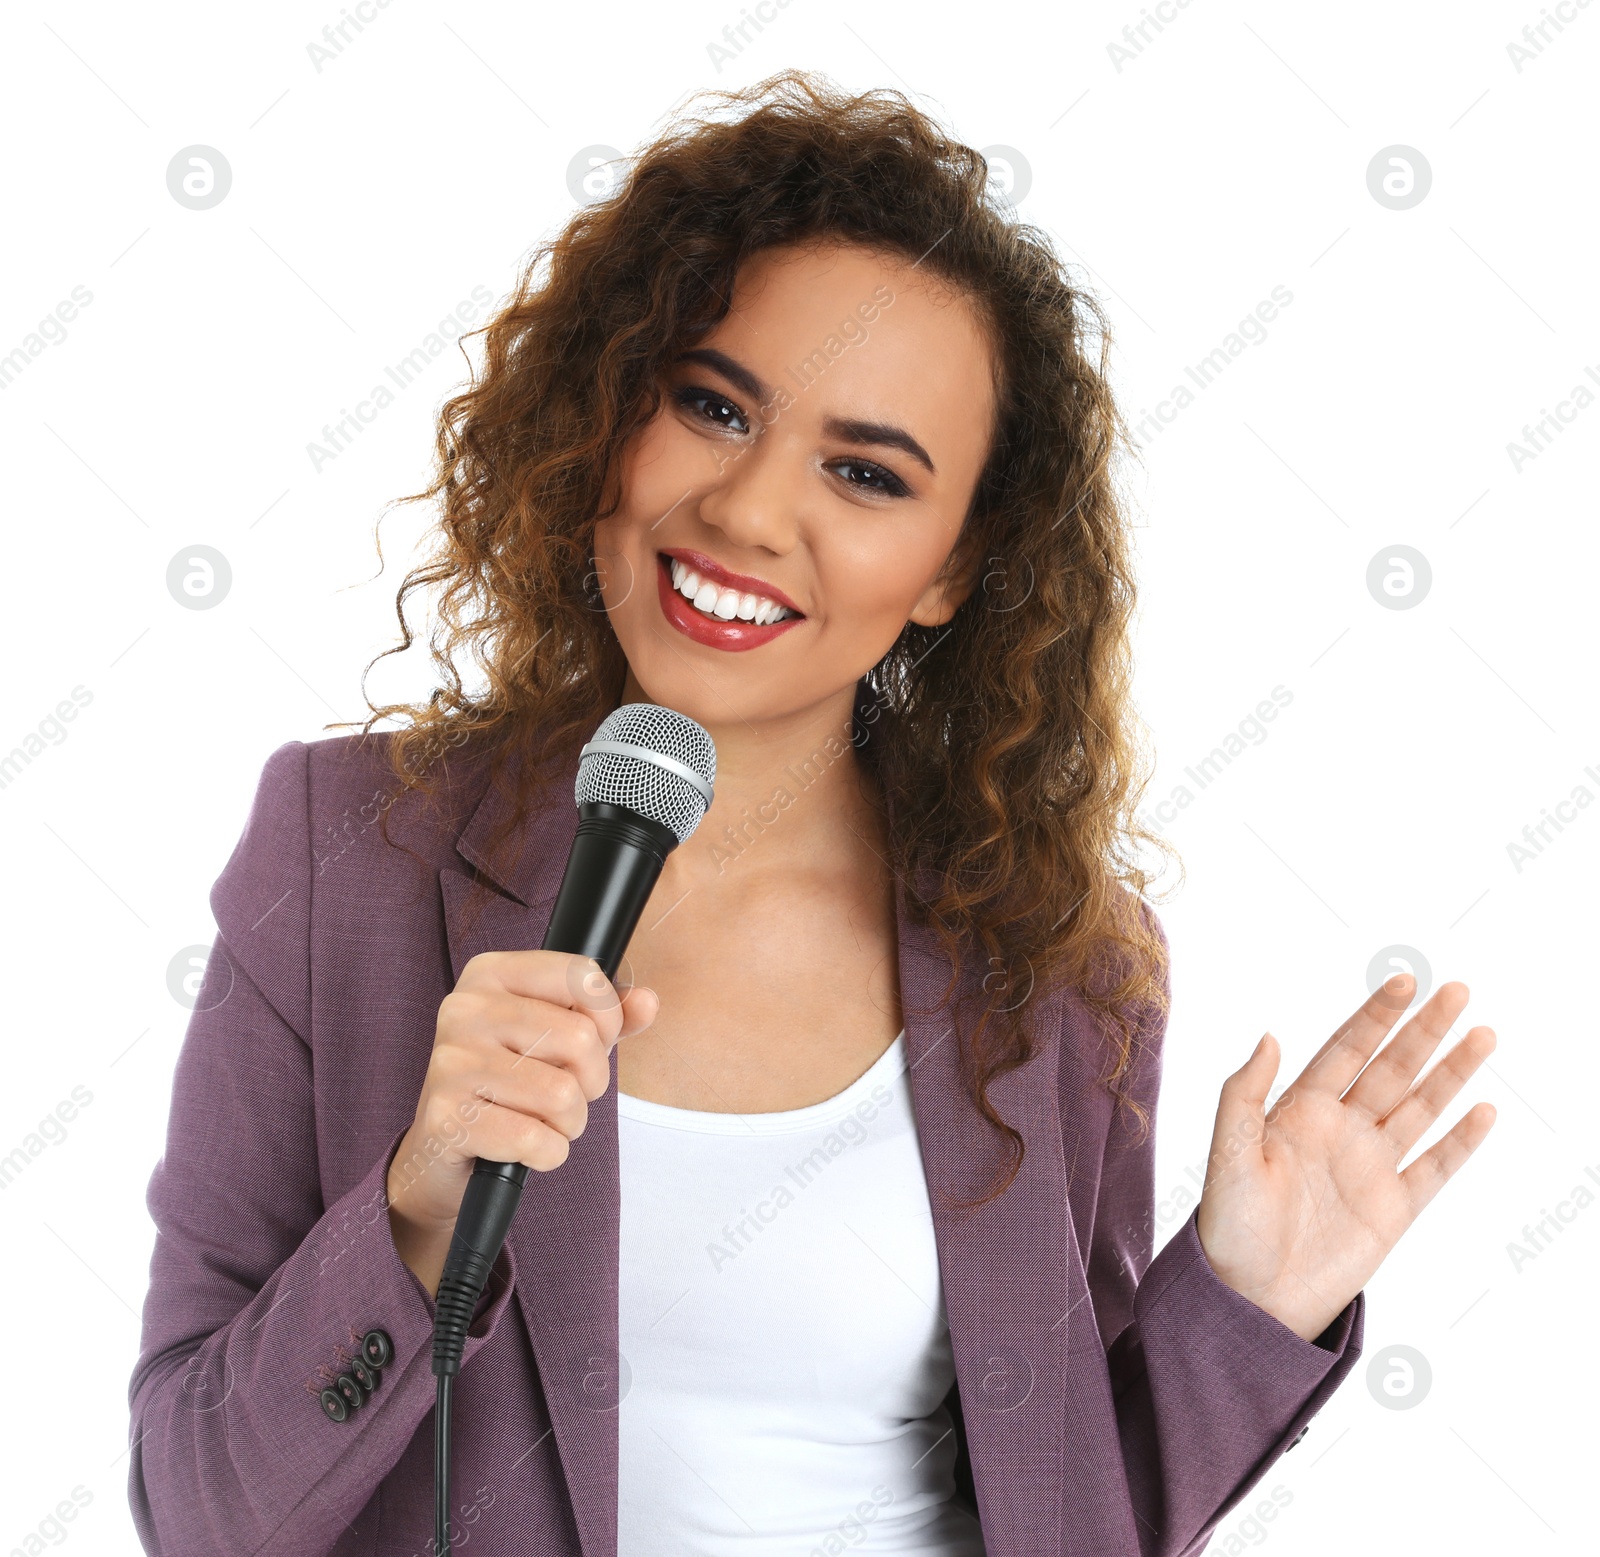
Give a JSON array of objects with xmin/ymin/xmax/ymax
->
[{"xmin": 1194, "ymin": 973, "xmax": 1498, "ymax": 1343}]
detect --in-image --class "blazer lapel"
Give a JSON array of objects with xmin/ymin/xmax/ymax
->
[
  {"xmin": 893, "ymin": 866, "xmax": 1076, "ymax": 1557},
  {"xmin": 439, "ymin": 732, "xmax": 1079, "ymax": 1557}
]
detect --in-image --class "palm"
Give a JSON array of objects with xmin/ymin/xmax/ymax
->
[{"xmin": 1195, "ymin": 974, "xmax": 1497, "ymax": 1343}]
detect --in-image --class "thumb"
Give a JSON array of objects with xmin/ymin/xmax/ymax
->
[
  {"xmin": 616, "ymin": 984, "xmax": 659, "ymax": 1041},
  {"xmin": 1206, "ymin": 1032, "xmax": 1279, "ymax": 1185}
]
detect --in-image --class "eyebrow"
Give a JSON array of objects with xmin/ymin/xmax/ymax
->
[{"xmin": 673, "ymin": 346, "xmax": 938, "ymax": 477}]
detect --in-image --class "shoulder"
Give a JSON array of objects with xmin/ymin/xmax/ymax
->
[
  {"xmin": 302, "ymin": 729, "xmax": 491, "ymax": 865},
  {"xmin": 228, "ymin": 727, "xmax": 510, "ymax": 866},
  {"xmin": 206, "ymin": 728, "xmax": 506, "ymax": 1027}
]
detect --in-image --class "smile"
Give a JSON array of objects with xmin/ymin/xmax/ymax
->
[
  {"xmin": 667, "ymin": 557, "xmax": 798, "ymax": 624},
  {"xmin": 654, "ymin": 549, "xmax": 805, "ymax": 652}
]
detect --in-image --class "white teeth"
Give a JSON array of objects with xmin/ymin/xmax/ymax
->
[{"xmin": 666, "ymin": 556, "xmax": 794, "ymax": 625}]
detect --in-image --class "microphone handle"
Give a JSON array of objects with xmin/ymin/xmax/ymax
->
[{"xmin": 432, "ymin": 802, "xmax": 676, "ymax": 1375}]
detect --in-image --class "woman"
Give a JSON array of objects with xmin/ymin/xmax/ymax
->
[{"xmin": 128, "ymin": 70, "xmax": 1497, "ymax": 1557}]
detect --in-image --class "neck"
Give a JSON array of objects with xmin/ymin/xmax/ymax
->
[{"xmin": 618, "ymin": 668, "xmax": 881, "ymax": 889}]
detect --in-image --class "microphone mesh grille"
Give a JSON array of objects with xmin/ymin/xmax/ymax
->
[{"xmin": 575, "ymin": 703, "xmax": 716, "ymax": 844}]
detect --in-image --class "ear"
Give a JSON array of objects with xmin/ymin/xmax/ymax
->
[{"xmin": 907, "ymin": 523, "xmax": 982, "ymax": 628}]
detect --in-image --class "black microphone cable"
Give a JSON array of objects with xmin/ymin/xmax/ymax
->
[{"xmin": 427, "ymin": 704, "xmax": 715, "ymax": 1556}]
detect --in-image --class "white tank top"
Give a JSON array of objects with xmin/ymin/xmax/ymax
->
[{"xmin": 617, "ymin": 1030, "xmax": 987, "ymax": 1555}]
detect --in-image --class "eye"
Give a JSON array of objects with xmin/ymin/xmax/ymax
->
[
  {"xmin": 673, "ymin": 385, "xmax": 749, "ymax": 435},
  {"xmin": 828, "ymin": 458, "xmax": 912, "ymax": 499}
]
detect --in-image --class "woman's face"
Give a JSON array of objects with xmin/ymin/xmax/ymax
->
[{"xmin": 592, "ymin": 240, "xmax": 999, "ymax": 733}]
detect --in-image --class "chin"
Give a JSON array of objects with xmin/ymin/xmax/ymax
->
[{"xmin": 609, "ymin": 637, "xmax": 842, "ymax": 738}]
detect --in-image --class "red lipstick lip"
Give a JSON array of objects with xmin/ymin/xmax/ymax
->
[
  {"xmin": 658, "ymin": 548, "xmax": 805, "ymax": 617},
  {"xmin": 654, "ymin": 553, "xmax": 804, "ymax": 652}
]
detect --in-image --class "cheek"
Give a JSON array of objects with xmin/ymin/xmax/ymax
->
[
  {"xmin": 593, "ymin": 439, "xmax": 673, "ymax": 587},
  {"xmin": 821, "ymin": 530, "xmax": 950, "ymax": 632},
  {"xmin": 591, "ymin": 519, "xmax": 644, "ymax": 620},
  {"xmin": 803, "ymin": 568, "xmax": 908, "ymax": 667},
  {"xmin": 618, "ymin": 414, "xmax": 703, "ymax": 510}
]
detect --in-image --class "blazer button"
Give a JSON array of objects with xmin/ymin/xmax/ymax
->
[
  {"xmin": 350, "ymin": 1355, "xmax": 381, "ymax": 1394},
  {"xmin": 361, "ymin": 1329, "xmax": 395, "ymax": 1369},
  {"xmin": 319, "ymin": 1387, "xmax": 351, "ymax": 1423},
  {"xmin": 332, "ymin": 1372, "xmax": 368, "ymax": 1412},
  {"xmin": 1286, "ymin": 1425, "xmax": 1309, "ymax": 1451}
]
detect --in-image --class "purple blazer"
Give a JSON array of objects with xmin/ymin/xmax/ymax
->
[{"xmin": 129, "ymin": 730, "xmax": 1363, "ymax": 1556}]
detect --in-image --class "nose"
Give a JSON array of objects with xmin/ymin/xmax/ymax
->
[{"xmin": 694, "ymin": 426, "xmax": 802, "ymax": 558}]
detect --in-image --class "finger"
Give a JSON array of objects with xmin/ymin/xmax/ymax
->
[
  {"xmin": 1296, "ymin": 973, "xmax": 1416, "ymax": 1099},
  {"xmin": 476, "ymin": 1047, "xmax": 593, "ymax": 1133},
  {"xmin": 1205, "ymin": 1033, "xmax": 1278, "ymax": 1189},
  {"xmin": 1380, "ymin": 1024, "xmax": 1497, "ymax": 1158},
  {"xmin": 475, "ymin": 951, "xmax": 626, "ymax": 1047},
  {"xmin": 561, "ymin": 958, "xmax": 627, "ymax": 1047},
  {"xmin": 487, "ymin": 1000, "xmax": 602, "ymax": 1074},
  {"xmin": 1342, "ymin": 982, "xmax": 1472, "ymax": 1122},
  {"xmin": 506, "ymin": 1015, "xmax": 614, "ymax": 1102},
  {"xmin": 1398, "ymin": 1100, "xmax": 1498, "ymax": 1220},
  {"xmin": 616, "ymin": 985, "xmax": 659, "ymax": 1042},
  {"xmin": 464, "ymin": 1100, "xmax": 574, "ymax": 1173}
]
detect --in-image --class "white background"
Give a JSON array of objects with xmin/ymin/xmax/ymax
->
[{"xmin": 1, "ymin": 1, "xmax": 1593, "ymax": 1551}]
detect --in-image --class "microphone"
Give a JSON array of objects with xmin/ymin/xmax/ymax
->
[{"xmin": 430, "ymin": 703, "xmax": 716, "ymax": 1380}]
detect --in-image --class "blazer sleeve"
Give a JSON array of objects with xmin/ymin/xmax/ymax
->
[
  {"xmin": 127, "ymin": 739, "xmax": 519, "ymax": 1557},
  {"xmin": 1085, "ymin": 904, "xmax": 1365, "ymax": 1557}
]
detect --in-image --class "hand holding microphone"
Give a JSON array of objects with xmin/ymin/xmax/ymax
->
[{"xmin": 386, "ymin": 949, "xmax": 659, "ymax": 1298}]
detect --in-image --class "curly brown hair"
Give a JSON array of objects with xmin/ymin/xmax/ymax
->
[{"xmin": 334, "ymin": 68, "xmax": 1178, "ymax": 1207}]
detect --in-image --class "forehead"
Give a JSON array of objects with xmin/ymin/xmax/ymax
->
[{"xmin": 699, "ymin": 240, "xmax": 998, "ymax": 474}]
